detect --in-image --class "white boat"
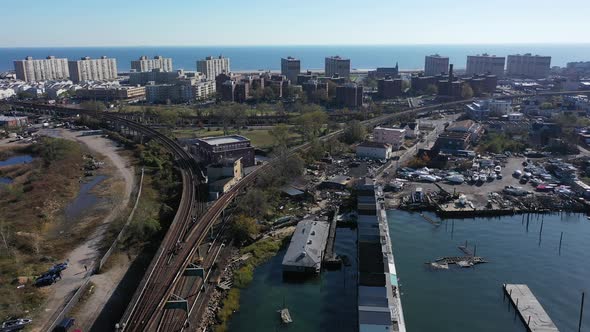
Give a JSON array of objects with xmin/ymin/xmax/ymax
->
[
  {"xmin": 479, "ymin": 174, "xmax": 487, "ymax": 182},
  {"xmin": 489, "ymin": 172, "xmax": 497, "ymax": 180},
  {"xmin": 472, "ymin": 174, "xmax": 479, "ymax": 182},
  {"xmin": 494, "ymin": 165, "xmax": 502, "ymax": 173},
  {"xmin": 418, "ymin": 174, "xmax": 437, "ymax": 182},
  {"xmin": 446, "ymin": 175, "xmax": 465, "ymax": 184},
  {"xmin": 278, "ymin": 308, "xmax": 293, "ymax": 324},
  {"xmin": 458, "ymin": 194, "xmax": 468, "ymax": 206},
  {"xmin": 513, "ymin": 170, "xmax": 522, "ymax": 178}
]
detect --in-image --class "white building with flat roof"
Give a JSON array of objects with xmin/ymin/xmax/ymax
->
[
  {"xmin": 356, "ymin": 141, "xmax": 392, "ymax": 160},
  {"xmin": 197, "ymin": 56, "xmax": 230, "ymax": 80},
  {"xmin": 506, "ymin": 54, "xmax": 551, "ymax": 79},
  {"xmin": 466, "ymin": 54, "xmax": 505, "ymax": 77},
  {"xmin": 373, "ymin": 127, "xmax": 405, "ymax": 150},
  {"xmin": 14, "ymin": 56, "xmax": 70, "ymax": 82},
  {"xmin": 424, "ymin": 54, "xmax": 449, "ymax": 76},
  {"xmin": 68, "ymin": 56, "xmax": 118, "ymax": 83},
  {"xmin": 131, "ymin": 55, "xmax": 173, "ymax": 72}
]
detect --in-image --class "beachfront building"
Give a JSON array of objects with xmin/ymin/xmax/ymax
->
[
  {"xmin": 506, "ymin": 54, "xmax": 551, "ymax": 79},
  {"xmin": 466, "ymin": 54, "xmax": 505, "ymax": 77},
  {"xmin": 424, "ymin": 54, "xmax": 449, "ymax": 76},
  {"xmin": 130, "ymin": 55, "xmax": 173, "ymax": 72},
  {"xmin": 14, "ymin": 56, "xmax": 70, "ymax": 82},
  {"xmin": 197, "ymin": 56, "xmax": 230, "ymax": 80},
  {"xmin": 281, "ymin": 57, "xmax": 300, "ymax": 83},
  {"xmin": 325, "ymin": 56, "xmax": 351, "ymax": 79},
  {"xmin": 68, "ymin": 56, "xmax": 118, "ymax": 83}
]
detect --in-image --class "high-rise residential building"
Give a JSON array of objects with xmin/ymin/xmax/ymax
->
[
  {"xmin": 506, "ymin": 54, "xmax": 551, "ymax": 79},
  {"xmin": 197, "ymin": 56, "xmax": 230, "ymax": 80},
  {"xmin": 325, "ymin": 56, "xmax": 351, "ymax": 79},
  {"xmin": 466, "ymin": 54, "xmax": 505, "ymax": 77},
  {"xmin": 424, "ymin": 54, "xmax": 449, "ymax": 76},
  {"xmin": 281, "ymin": 57, "xmax": 300, "ymax": 83},
  {"xmin": 131, "ymin": 55, "xmax": 173, "ymax": 72},
  {"xmin": 14, "ymin": 56, "xmax": 69, "ymax": 82},
  {"xmin": 336, "ymin": 83, "xmax": 363, "ymax": 107},
  {"xmin": 68, "ymin": 56, "xmax": 118, "ymax": 83}
]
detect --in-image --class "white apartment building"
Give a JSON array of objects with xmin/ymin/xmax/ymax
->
[
  {"xmin": 325, "ymin": 56, "xmax": 350, "ymax": 79},
  {"xmin": 193, "ymin": 80, "xmax": 216, "ymax": 100},
  {"xmin": 68, "ymin": 56, "xmax": 118, "ymax": 83},
  {"xmin": 466, "ymin": 54, "xmax": 505, "ymax": 77},
  {"xmin": 373, "ymin": 127, "xmax": 406, "ymax": 150},
  {"xmin": 197, "ymin": 56, "xmax": 230, "ymax": 80},
  {"xmin": 356, "ymin": 141, "xmax": 392, "ymax": 160},
  {"xmin": 14, "ymin": 56, "xmax": 70, "ymax": 82},
  {"xmin": 506, "ymin": 54, "xmax": 551, "ymax": 79},
  {"xmin": 424, "ymin": 54, "xmax": 449, "ymax": 76},
  {"xmin": 131, "ymin": 55, "xmax": 173, "ymax": 72},
  {"xmin": 466, "ymin": 99, "xmax": 512, "ymax": 120}
]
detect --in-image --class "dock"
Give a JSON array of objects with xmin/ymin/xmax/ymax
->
[
  {"xmin": 503, "ymin": 284, "xmax": 559, "ymax": 332},
  {"xmin": 323, "ymin": 207, "xmax": 342, "ymax": 268}
]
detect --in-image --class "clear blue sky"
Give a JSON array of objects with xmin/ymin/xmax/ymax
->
[{"xmin": 2, "ymin": 0, "xmax": 589, "ymax": 47}]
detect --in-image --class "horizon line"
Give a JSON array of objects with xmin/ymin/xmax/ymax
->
[{"xmin": 2, "ymin": 42, "xmax": 590, "ymax": 49}]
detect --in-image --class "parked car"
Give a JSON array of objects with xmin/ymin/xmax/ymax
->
[{"xmin": 52, "ymin": 317, "xmax": 75, "ymax": 332}]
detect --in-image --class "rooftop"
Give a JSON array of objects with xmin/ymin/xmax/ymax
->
[
  {"xmin": 282, "ymin": 219, "xmax": 329, "ymax": 272},
  {"xmin": 358, "ymin": 141, "xmax": 391, "ymax": 149},
  {"xmin": 199, "ymin": 135, "xmax": 250, "ymax": 146}
]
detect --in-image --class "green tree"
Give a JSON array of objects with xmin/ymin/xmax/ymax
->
[
  {"xmin": 461, "ymin": 84, "xmax": 474, "ymax": 99},
  {"xmin": 295, "ymin": 110, "xmax": 328, "ymax": 141},
  {"xmin": 401, "ymin": 80, "xmax": 411, "ymax": 91},
  {"xmin": 158, "ymin": 109, "xmax": 179, "ymax": 127},
  {"xmin": 343, "ymin": 120, "xmax": 367, "ymax": 144},
  {"xmin": 425, "ymin": 84, "xmax": 438, "ymax": 95},
  {"xmin": 263, "ymin": 87, "xmax": 276, "ymax": 101},
  {"xmin": 237, "ymin": 189, "xmax": 270, "ymax": 219},
  {"xmin": 269, "ymin": 124, "xmax": 290, "ymax": 148},
  {"xmin": 230, "ymin": 214, "xmax": 259, "ymax": 244},
  {"xmin": 80, "ymin": 100, "xmax": 106, "ymax": 111}
]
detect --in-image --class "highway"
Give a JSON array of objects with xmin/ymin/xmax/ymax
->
[{"xmin": 3, "ymin": 89, "xmax": 589, "ymax": 331}]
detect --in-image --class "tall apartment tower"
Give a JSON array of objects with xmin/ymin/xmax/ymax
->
[
  {"xmin": 131, "ymin": 55, "xmax": 173, "ymax": 72},
  {"xmin": 506, "ymin": 54, "xmax": 551, "ymax": 79},
  {"xmin": 281, "ymin": 57, "xmax": 300, "ymax": 83},
  {"xmin": 68, "ymin": 56, "xmax": 118, "ymax": 83},
  {"xmin": 14, "ymin": 56, "xmax": 69, "ymax": 82},
  {"xmin": 325, "ymin": 56, "xmax": 351, "ymax": 79},
  {"xmin": 466, "ymin": 54, "xmax": 505, "ymax": 77},
  {"xmin": 424, "ymin": 54, "xmax": 449, "ymax": 76},
  {"xmin": 197, "ymin": 56, "xmax": 230, "ymax": 80}
]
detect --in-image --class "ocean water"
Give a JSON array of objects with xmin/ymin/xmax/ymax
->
[
  {"xmin": 387, "ymin": 210, "xmax": 590, "ymax": 332},
  {"xmin": 1, "ymin": 44, "xmax": 589, "ymax": 73}
]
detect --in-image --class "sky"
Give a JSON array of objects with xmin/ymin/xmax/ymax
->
[{"xmin": 1, "ymin": 0, "xmax": 589, "ymax": 47}]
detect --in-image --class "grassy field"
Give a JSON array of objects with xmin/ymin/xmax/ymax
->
[{"xmin": 172, "ymin": 128, "xmax": 301, "ymax": 149}]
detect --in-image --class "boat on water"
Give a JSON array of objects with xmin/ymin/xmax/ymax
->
[
  {"xmin": 1, "ymin": 318, "xmax": 32, "ymax": 332},
  {"xmin": 278, "ymin": 308, "xmax": 293, "ymax": 324}
]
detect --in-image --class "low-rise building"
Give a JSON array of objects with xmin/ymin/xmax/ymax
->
[
  {"xmin": 76, "ymin": 84, "xmax": 146, "ymax": 102},
  {"xmin": 0, "ymin": 115, "xmax": 28, "ymax": 127},
  {"xmin": 189, "ymin": 135, "xmax": 255, "ymax": 167},
  {"xmin": 446, "ymin": 120, "xmax": 483, "ymax": 143},
  {"xmin": 282, "ymin": 218, "xmax": 329, "ymax": 274},
  {"xmin": 207, "ymin": 158, "xmax": 243, "ymax": 198},
  {"xmin": 356, "ymin": 141, "xmax": 392, "ymax": 160},
  {"xmin": 373, "ymin": 127, "xmax": 405, "ymax": 150},
  {"xmin": 399, "ymin": 122, "xmax": 419, "ymax": 139},
  {"xmin": 466, "ymin": 99, "xmax": 512, "ymax": 120},
  {"xmin": 434, "ymin": 131, "xmax": 471, "ymax": 152}
]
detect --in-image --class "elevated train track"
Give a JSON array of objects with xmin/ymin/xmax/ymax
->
[{"xmin": 3, "ymin": 88, "xmax": 588, "ymax": 331}]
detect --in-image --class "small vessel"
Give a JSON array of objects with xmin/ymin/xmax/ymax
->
[
  {"xmin": 418, "ymin": 174, "xmax": 437, "ymax": 182},
  {"xmin": 494, "ymin": 165, "xmax": 502, "ymax": 173},
  {"xmin": 278, "ymin": 297, "xmax": 293, "ymax": 324},
  {"xmin": 479, "ymin": 173, "xmax": 487, "ymax": 183},
  {"xmin": 446, "ymin": 174, "xmax": 465, "ymax": 184},
  {"xmin": 513, "ymin": 170, "xmax": 523, "ymax": 178},
  {"xmin": 489, "ymin": 172, "xmax": 497, "ymax": 181},
  {"xmin": 1, "ymin": 318, "xmax": 32, "ymax": 331},
  {"xmin": 472, "ymin": 174, "xmax": 479, "ymax": 183}
]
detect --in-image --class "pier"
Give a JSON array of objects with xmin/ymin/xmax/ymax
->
[
  {"xmin": 503, "ymin": 284, "xmax": 559, "ymax": 332},
  {"xmin": 323, "ymin": 207, "xmax": 342, "ymax": 268}
]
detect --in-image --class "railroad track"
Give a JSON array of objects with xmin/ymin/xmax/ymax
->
[{"xmin": 5, "ymin": 89, "xmax": 589, "ymax": 331}]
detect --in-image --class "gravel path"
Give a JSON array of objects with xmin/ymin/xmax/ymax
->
[{"xmin": 31, "ymin": 129, "xmax": 135, "ymax": 332}]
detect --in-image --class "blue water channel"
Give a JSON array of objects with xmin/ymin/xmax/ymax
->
[
  {"xmin": 228, "ymin": 227, "xmax": 358, "ymax": 332},
  {"xmin": 387, "ymin": 210, "xmax": 590, "ymax": 332},
  {"xmin": 0, "ymin": 154, "xmax": 33, "ymax": 167},
  {"xmin": 64, "ymin": 175, "xmax": 107, "ymax": 222}
]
